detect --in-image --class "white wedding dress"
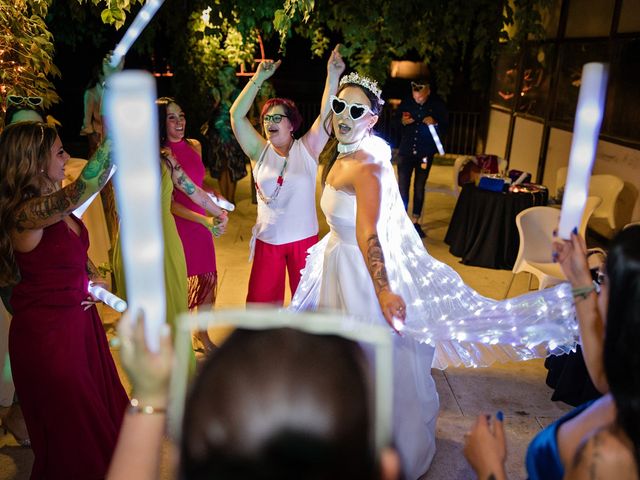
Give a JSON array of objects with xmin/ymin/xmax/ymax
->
[{"xmin": 291, "ymin": 135, "xmax": 578, "ymax": 478}]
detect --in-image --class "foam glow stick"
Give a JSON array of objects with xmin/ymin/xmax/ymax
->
[
  {"xmin": 428, "ymin": 124, "xmax": 445, "ymax": 155},
  {"xmin": 109, "ymin": 0, "xmax": 166, "ymax": 68},
  {"xmin": 73, "ymin": 165, "xmax": 117, "ymax": 218},
  {"xmin": 207, "ymin": 192, "xmax": 235, "ymax": 212},
  {"xmin": 558, "ymin": 63, "xmax": 608, "ymax": 239},
  {"xmin": 88, "ymin": 282, "xmax": 127, "ymax": 312},
  {"xmin": 104, "ymin": 71, "xmax": 165, "ymax": 352}
]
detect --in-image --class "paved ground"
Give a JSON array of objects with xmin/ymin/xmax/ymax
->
[{"xmin": 0, "ymin": 163, "xmax": 571, "ymax": 479}]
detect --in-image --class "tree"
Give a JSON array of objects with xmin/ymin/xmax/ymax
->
[{"xmin": 0, "ymin": 0, "xmax": 60, "ymax": 123}]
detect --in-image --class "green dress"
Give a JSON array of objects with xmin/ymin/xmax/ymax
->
[{"xmin": 113, "ymin": 163, "xmax": 188, "ymax": 334}]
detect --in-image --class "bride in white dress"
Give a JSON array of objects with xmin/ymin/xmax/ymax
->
[{"xmin": 292, "ymin": 73, "xmax": 577, "ymax": 479}]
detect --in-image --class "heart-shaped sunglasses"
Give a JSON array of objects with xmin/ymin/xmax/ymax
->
[
  {"xmin": 330, "ymin": 95, "xmax": 373, "ymax": 121},
  {"xmin": 7, "ymin": 95, "xmax": 43, "ymax": 107}
]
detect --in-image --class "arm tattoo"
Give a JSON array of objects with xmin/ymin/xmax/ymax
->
[
  {"xmin": 80, "ymin": 140, "xmax": 112, "ymax": 182},
  {"xmin": 14, "ymin": 142, "xmax": 107, "ymax": 231},
  {"xmin": 175, "ymin": 171, "xmax": 196, "ymax": 195},
  {"xmin": 86, "ymin": 259, "xmax": 100, "ymax": 282},
  {"xmin": 14, "ymin": 182, "xmax": 86, "ymax": 231},
  {"xmin": 365, "ymin": 234, "xmax": 390, "ymax": 294}
]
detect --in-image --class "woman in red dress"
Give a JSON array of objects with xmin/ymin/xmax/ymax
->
[{"xmin": 0, "ymin": 122, "xmax": 128, "ymax": 479}]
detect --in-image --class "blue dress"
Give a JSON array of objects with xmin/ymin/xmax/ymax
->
[{"xmin": 526, "ymin": 400, "xmax": 596, "ymax": 480}]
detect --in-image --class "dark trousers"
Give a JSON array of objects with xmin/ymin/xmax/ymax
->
[{"xmin": 397, "ymin": 154, "xmax": 433, "ymax": 218}]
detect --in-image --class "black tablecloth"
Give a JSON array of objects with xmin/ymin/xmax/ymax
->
[{"xmin": 444, "ymin": 183, "xmax": 548, "ymax": 269}]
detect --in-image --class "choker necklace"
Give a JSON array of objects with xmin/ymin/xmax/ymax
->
[{"xmin": 337, "ymin": 139, "xmax": 362, "ymax": 155}]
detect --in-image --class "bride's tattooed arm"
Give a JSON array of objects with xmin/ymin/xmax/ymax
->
[
  {"xmin": 365, "ymin": 234, "xmax": 390, "ymax": 294},
  {"xmin": 14, "ymin": 141, "xmax": 113, "ymax": 232}
]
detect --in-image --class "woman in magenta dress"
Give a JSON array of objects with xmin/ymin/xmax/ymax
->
[
  {"xmin": 0, "ymin": 122, "xmax": 128, "ymax": 479},
  {"xmin": 158, "ymin": 97, "xmax": 226, "ymax": 353}
]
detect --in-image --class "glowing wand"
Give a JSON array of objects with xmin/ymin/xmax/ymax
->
[
  {"xmin": 109, "ymin": 0, "xmax": 166, "ymax": 68},
  {"xmin": 558, "ymin": 63, "xmax": 608, "ymax": 240}
]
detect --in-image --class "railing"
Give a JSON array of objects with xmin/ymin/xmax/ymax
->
[{"xmin": 296, "ymin": 102, "xmax": 481, "ymax": 156}]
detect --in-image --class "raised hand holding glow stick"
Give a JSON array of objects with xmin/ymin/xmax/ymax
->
[
  {"xmin": 104, "ymin": 71, "xmax": 165, "ymax": 352},
  {"xmin": 73, "ymin": 165, "xmax": 117, "ymax": 218},
  {"xmin": 109, "ymin": 0, "xmax": 166, "ymax": 68},
  {"xmin": 88, "ymin": 282, "xmax": 127, "ymax": 312},
  {"xmin": 558, "ymin": 63, "xmax": 608, "ymax": 239},
  {"xmin": 428, "ymin": 124, "xmax": 445, "ymax": 155}
]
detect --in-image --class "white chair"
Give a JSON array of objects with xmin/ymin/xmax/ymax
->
[
  {"xmin": 424, "ymin": 154, "xmax": 475, "ymax": 198},
  {"xmin": 555, "ymin": 166, "xmax": 568, "ymax": 198},
  {"xmin": 555, "ymin": 171, "xmax": 624, "ymax": 239},
  {"xmin": 588, "ymin": 174, "xmax": 624, "ymax": 239},
  {"xmin": 504, "ymin": 195, "xmax": 602, "ymax": 296}
]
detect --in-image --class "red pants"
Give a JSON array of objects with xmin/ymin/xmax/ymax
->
[{"xmin": 246, "ymin": 234, "xmax": 318, "ymax": 305}]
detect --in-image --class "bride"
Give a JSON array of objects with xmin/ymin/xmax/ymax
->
[{"xmin": 291, "ymin": 72, "xmax": 577, "ymax": 479}]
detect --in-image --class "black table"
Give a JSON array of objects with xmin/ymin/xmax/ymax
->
[{"xmin": 444, "ymin": 183, "xmax": 548, "ymax": 269}]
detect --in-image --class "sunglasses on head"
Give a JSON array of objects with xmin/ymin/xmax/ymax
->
[
  {"xmin": 263, "ymin": 114, "xmax": 288, "ymax": 124},
  {"xmin": 7, "ymin": 95, "xmax": 43, "ymax": 107},
  {"xmin": 411, "ymin": 82, "xmax": 428, "ymax": 92},
  {"xmin": 330, "ymin": 95, "xmax": 373, "ymax": 121}
]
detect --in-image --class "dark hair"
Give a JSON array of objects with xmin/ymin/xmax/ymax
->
[
  {"xmin": 0, "ymin": 122, "xmax": 58, "ymax": 287},
  {"xmin": 179, "ymin": 328, "xmax": 376, "ymax": 480},
  {"xmin": 260, "ymin": 98, "xmax": 303, "ymax": 133},
  {"xmin": 320, "ymin": 80, "xmax": 383, "ymax": 185},
  {"xmin": 156, "ymin": 96, "xmax": 178, "ymax": 146},
  {"xmin": 603, "ymin": 225, "xmax": 640, "ymax": 470}
]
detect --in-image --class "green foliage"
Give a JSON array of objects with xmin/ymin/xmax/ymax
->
[
  {"xmin": 282, "ymin": 0, "xmax": 549, "ymax": 97},
  {"xmin": 77, "ymin": 0, "xmax": 144, "ymax": 29},
  {"xmin": 0, "ymin": 0, "xmax": 60, "ymax": 119}
]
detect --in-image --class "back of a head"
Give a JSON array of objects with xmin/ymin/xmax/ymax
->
[
  {"xmin": 603, "ymin": 225, "xmax": 640, "ymax": 467},
  {"xmin": 180, "ymin": 328, "xmax": 376, "ymax": 480}
]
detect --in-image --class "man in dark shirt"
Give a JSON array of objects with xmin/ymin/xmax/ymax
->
[{"xmin": 397, "ymin": 79, "xmax": 448, "ymax": 237}]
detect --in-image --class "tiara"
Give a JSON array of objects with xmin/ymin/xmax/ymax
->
[{"xmin": 339, "ymin": 72, "xmax": 384, "ymax": 104}]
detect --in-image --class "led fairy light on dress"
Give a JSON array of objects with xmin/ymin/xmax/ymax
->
[
  {"xmin": 104, "ymin": 71, "xmax": 165, "ymax": 352},
  {"xmin": 558, "ymin": 63, "xmax": 609, "ymax": 239},
  {"xmin": 291, "ymin": 134, "xmax": 579, "ymax": 369},
  {"xmin": 109, "ymin": 0, "xmax": 166, "ymax": 68},
  {"xmin": 88, "ymin": 282, "xmax": 127, "ymax": 313}
]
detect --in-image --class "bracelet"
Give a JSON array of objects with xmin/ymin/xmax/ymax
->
[
  {"xmin": 249, "ymin": 78, "xmax": 262, "ymax": 90},
  {"xmin": 128, "ymin": 398, "xmax": 167, "ymax": 415},
  {"xmin": 571, "ymin": 281, "xmax": 600, "ymax": 300}
]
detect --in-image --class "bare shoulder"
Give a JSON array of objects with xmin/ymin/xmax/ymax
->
[{"xmin": 566, "ymin": 426, "xmax": 638, "ymax": 480}]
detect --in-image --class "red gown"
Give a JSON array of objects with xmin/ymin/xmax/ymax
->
[{"xmin": 9, "ymin": 216, "xmax": 128, "ymax": 479}]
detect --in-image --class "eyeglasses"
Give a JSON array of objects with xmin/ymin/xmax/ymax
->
[
  {"xmin": 411, "ymin": 82, "xmax": 428, "ymax": 92},
  {"xmin": 329, "ymin": 95, "xmax": 373, "ymax": 121},
  {"xmin": 7, "ymin": 95, "xmax": 43, "ymax": 107},
  {"xmin": 263, "ymin": 114, "xmax": 288, "ymax": 124}
]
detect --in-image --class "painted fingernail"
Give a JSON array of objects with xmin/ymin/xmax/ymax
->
[
  {"xmin": 552, "ymin": 229, "xmax": 557, "ymax": 237},
  {"xmin": 572, "ymin": 227, "xmax": 578, "ymax": 234},
  {"xmin": 496, "ymin": 411, "xmax": 504, "ymax": 421},
  {"xmin": 552, "ymin": 252, "xmax": 558, "ymax": 263}
]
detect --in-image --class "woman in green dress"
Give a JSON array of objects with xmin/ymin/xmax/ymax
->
[{"xmin": 113, "ymin": 148, "xmax": 228, "ymax": 339}]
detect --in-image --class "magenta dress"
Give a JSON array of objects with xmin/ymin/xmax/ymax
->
[
  {"xmin": 9, "ymin": 216, "xmax": 128, "ymax": 479},
  {"xmin": 167, "ymin": 139, "xmax": 217, "ymax": 308}
]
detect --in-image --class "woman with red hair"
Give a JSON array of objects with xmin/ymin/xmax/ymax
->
[{"xmin": 231, "ymin": 47, "xmax": 344, "ymax": 305}]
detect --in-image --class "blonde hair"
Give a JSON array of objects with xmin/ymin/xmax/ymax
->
[{"xmin": 0, "ymin": 122, "xmax": 58, "ymax": 286}]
